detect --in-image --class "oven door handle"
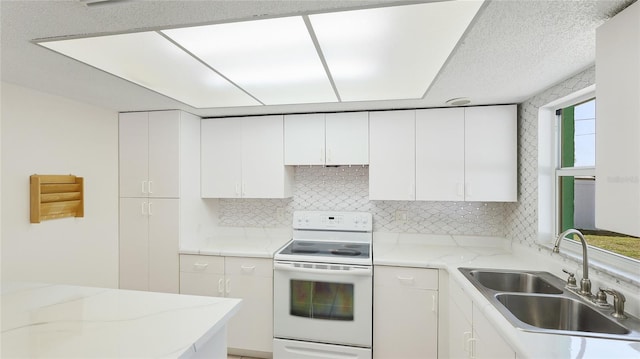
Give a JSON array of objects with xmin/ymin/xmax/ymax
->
[{"xmin": 274, "ymin": 262, "xmax": 372, "ymax": 276}]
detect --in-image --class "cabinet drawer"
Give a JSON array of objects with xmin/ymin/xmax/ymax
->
[
  {"xmin": 225, "ymin": 257, "xmax": 272, "ymax": 277},
  {"xmin": 180, "ymin": 255, "xmax": 224, "ymax": 274},
  {"xmin": 375, "ymin": 266, "xmax": 438, "ymax": 290}
]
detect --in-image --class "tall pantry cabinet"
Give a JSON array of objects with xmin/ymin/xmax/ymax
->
[{"xmin": 118, "ymin": 110, "xmax": 201, "ymax": 293}]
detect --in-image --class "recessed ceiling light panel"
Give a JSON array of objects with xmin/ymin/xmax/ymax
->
[
  {"xmin": 39, "ymin": 1, "xmax": 484, "ymax": 109},
  {"xmin": 162, "ymin": 16, "xmax": 337, "ymax": 105},
  {"xmin": 309, "ymin": 1, "xmax": 484, "ymax": 102},
  {"xmin": 40, "ymin": 32, "xmax": 260, "ymax": 108}
]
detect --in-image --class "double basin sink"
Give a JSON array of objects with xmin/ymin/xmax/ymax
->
[{"xmin": 459, "ymin": 268, "xmax": 640, "ymax": 341}]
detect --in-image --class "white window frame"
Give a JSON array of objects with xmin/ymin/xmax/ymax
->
[{"xmin": 537, "ymin": 84, "xmax": 640, "ymax": 281}]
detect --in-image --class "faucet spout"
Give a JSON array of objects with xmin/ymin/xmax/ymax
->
[{"xmin": 554, "ymin": 229, "xmax": 592, "ymax": 296}]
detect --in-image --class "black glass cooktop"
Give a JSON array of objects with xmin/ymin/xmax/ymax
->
[{"xmin": 278, "ymin": 240, "xmax": 371, "ymax": 259}]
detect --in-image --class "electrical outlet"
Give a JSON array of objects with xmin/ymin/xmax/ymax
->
[
  {"xmin": 395, "ymin": 210, "xmax": 407, "ymax": 224},
  {"xmin": 276, "ymin": 207, "xmax": 286, "ymax": 221}
]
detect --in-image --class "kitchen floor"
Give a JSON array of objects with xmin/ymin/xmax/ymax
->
[{"xmin": 227, "ymin": 356, "xmax": 259, "ymax": 359}]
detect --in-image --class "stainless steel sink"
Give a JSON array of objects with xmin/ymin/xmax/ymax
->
[
  {"xmin": 459, "ymin": 267, "xmax": 640, "ymax": 341},
  {"xmin": 467, "ymin": 269, "xmax": 563, "ymax": 294},
  {"xmin": 496, "ymin": 294, "xmax": 629, "ymax": 335}
]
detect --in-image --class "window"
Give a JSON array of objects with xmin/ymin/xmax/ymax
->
[{"xmin": 556, "ymin": 99, "xmax": 640, "ymax": 260}]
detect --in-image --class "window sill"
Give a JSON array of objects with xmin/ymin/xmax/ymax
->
[{"xmin": 536, "ymin": 237, "xmax": 640, "ymax": 288}]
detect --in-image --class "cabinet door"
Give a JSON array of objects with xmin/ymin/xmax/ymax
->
[
  {"xmin": 473, "ymin": 306, "xmax": 515, "ymax": 359},
  {"xmin": 242, "ymin": 115, "xmax": 291, "ymax": 198},
  {"xmin": 180, "ymin": 255, "xmax": 225, "ymax": 297},
  {"xmin": 464, "ymin": 105, "xmax": 517, "ymax": 202},
  {"xmin": 448, "ymin": 295, "xmax": 473, "ymax": 359},
  {"xmin": 225, "ymin": 257, "xmax": 273, "ymax": 353},
  {"xmin": 595, "ymin": 2, "xmax": 640, "ymax": 237},
  {"xmin": 148, "ymin": 199, "xmax": 179, "ymax": 293},
  {"xmin": 201, "ymin": 118, "xmax": 243, "ymax": 198},
  {"xmin": 325, "ymin": 112, "xmax": 369, "ymax": 165},
  {"xmin": 284, "ymin": 113, "xmax": 325, "ymax": 165},
  {"xmin": 119, "ymin": 198, "xmax": 149, "ymax": 291},
  {"xmin": 416, "ymin": 108, "xmax": 465, "ymax": 201},
  {"xmin": 148, "ymin": 111, "xmax": 180, "ymax": 198},
  {"xmin": 369, "ymin": 110, "xmax": 416, "ymax": 200},
  {"xmin": 373, "ymin": 266, "xmax": 438, "ymax": 359},
  {"xmin": 448, "ymin": 277, "xmax": 474, "ymax": 359},
  {"xmin": 119, "ymin": 112, "xmax": 149, "ymax": 198}
]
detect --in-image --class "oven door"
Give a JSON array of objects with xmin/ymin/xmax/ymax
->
[{"xmin": 273, "ymin": 261, "xmax": 373, "ymax": 348}]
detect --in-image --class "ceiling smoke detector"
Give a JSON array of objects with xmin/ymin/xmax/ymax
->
[
  {"xmin": 445, "ymin": 97, "xmax": 471, "ymax": 106},
  {"xmin": 79, "ymin": 0, "xmax": 133, "ymax": 7}
]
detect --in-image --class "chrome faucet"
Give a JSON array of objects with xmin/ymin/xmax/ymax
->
[{"xmin": 553, "ymin": 229, "xmax": 592, "ymax": 297}]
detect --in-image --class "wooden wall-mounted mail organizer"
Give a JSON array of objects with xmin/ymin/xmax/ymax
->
[{"xmin": 30, "ymin": 174, "xmax": 84, "ymax": 223}]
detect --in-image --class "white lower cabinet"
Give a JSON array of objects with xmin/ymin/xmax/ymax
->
[
  {"xmin": 448, "ymin": 278, "xmax": 515, "ymax": 359},
  {"xmin": 180, "ymin": 255, "xmax": 273, "ymax": 357},
  {"xmin": 373, "ymin": 266, "xmax": 438, "ymax": 359}
]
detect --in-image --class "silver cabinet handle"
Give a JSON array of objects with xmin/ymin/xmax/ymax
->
[
  {"xmin": 193, "ymin": 263, "xmax": 209, "ymax": 271},
  {"xmin": 218, "ymin": 278, "xmax": 224, "ymax": 295}
]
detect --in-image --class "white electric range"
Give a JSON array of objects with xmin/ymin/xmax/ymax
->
[{"xmin": 273, "ymin": 210, "xmax": 373, "ymax": 359}]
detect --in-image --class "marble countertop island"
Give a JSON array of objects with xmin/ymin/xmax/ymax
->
[{"xmin": 1, "ymin": 282, "xmax": 241, "ymax": 358}]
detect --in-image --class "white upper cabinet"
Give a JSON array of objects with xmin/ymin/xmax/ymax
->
[
  {"xmin": 369, "ymin": 110, "xmax": 416, "ymax": 201},
  {"xmin": 284, "ymin": 113, "xmax": 326, "ymax": 165},
  {"xmin": 464, "ymin": 105, "xmax": 517, "ymax": 202},
  {"xmin": 596, "ymin": 1, "xmax": 640, "ymax": 237},
  {"xmin": 416, "ymin": 108, "xmax": 465, "ymax": 201},
  {"xmin": 325, "ymin": 112, "xmax": 369, "ymax": 165},
  {"xmin": 284, "ymin": 112, "xmax": 369, "ymax": 165},
  {"xmin": 201, "ymin": 115, "xmax": 293, "ymax": 198},
  {"xmin": 371, "ymin": 106, "xmax": 516, "ymax": 202},
  {"xmin": 242, "ymin": 116, "xmax": 294, "ymax": 198},
  {"xmin": 201, "ymin": 118, "xmax": 243, "ymax": 198},
  {"xmin": 119, "ymin": 111, "xmax": 180, "ymax": 198}
]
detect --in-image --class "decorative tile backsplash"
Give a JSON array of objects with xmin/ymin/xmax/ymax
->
[
  {"xmin": 505, "ymin": 66, "xmax": 596, "ymax": 246},
  {"xmin": 220, "ymin": 166, "xmax": 507, "ymax": 236},
  {"xmin": 219, "ymin": 66, "xmax": 596, "ymax": 239}
]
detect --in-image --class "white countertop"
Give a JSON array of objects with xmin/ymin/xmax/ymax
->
[
  {"xmin": 1, "ymin": 282, "xmax": 241, "ymax": 358},
  {"xmin": 373, "ymin": 232, "xmax": 640, "ymax": 359},
  {"xmin": 176, "ymin": 228, "xmax": 640, "ymax": 358},
  {"xmin": 180, "ymin": 227, "xmax": 291, "ymax": 258}
]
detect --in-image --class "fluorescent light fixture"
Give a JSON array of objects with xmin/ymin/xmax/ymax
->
[
  {"xmin": 40, "ymin": 32, "xmax": 260, "ymax": 108},
  {"xmin": 38, "ymin": 1, "xmax": 484, "ymax": 108},
  {"xmin": 309, "ymin": 1, "xmax": 484, "ymax": 102},
  {"xmin": 162, "ymin": 16, "xmax": 337, "ymax": 105}
]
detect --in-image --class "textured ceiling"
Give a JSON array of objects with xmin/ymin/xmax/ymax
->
[{"xmin": 1, "ymin": 0, "xmax": 636, "ymax": 117}]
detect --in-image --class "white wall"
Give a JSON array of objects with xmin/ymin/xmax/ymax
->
[{"xmin": 1, "ymin": 82, "xmax": 119, "ymax": 288}]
